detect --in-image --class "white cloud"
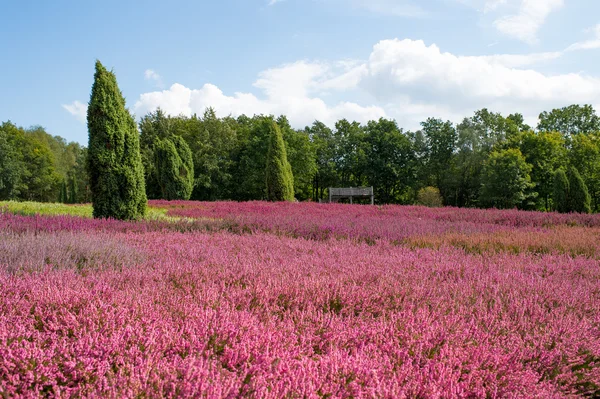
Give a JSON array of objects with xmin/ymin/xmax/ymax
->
[
  {"xmin": 492, "ymin": 0, "xmax": 564, "ymax": 44},
  {"xmin": 567, "ymin": 24, "xmax": 600, "ymax": 51},
  {"xmin": 356, "ymin": 39, "xmax": 600, "ymax": 127},
  {"xmin": 268, "ymin": 0, "xmax": 285, "ymax": 4},
  {"xmin": 62, "ymin": 101, "xmax": 87, "ymax": 124},
  {"xmin": 144, "ymin": 69, "xmax": 164, "ymax": 88},
  {"xmin": 361, "ymin": 39, "xmax": 599, "ymax": 104},
  {"xmin": 57, "ymin": 38, "xmax": 595, "ymax": 132},
  {"xmin": 134, "ymin": 61, "xmax": 386, "ymax": 128},
  {"xmin": 479, "ymin": 51, "xmax": 562, "ymax": 67}
]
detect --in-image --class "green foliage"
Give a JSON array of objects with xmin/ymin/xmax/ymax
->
[
  {"xmin": 363, "ymin": 118, "xmax": 414, "ymax": 204},
  {"xmin": 569, "ymin": 132, "xmax": 600, "ymax": 212},
  {"xmin": 417, "ymin": 187, "xmax": 443, "ymax": 207},
  {"xmin": 278, "ymin": 116, "xmax": 317, "ymax": 201},
  {"xmin": 68, "ymin": 174, "xmax": 78, "ymax": 204},
  {"xmin": 87, "ymin": 60, "xmax": 147, "ymax": 220},
  {"xmin": 538, "ymin": 104, "xmax": 600, "ymax": 137},
  {"xmin": 553, "ymin": 169, "xmax": 569, "ymax": 213},
  {"xmin": 5, "ymin": 100, "xmax": 600, "ymax": 213},
  {"xmin": 0, "ymin": 128, "xmax": 21, "ymax": 200},
  {"xmin": 567, "ymin": 167, "xmax": 592, "ymax": 214},
  {"xmin": 508, "ymin": 131, "xmax": 566, "ymax": 210},
  {"xmin": 139, "ymin": 108, "xmax": 174, "ymax": 199},
  {"xmin": 59, "ymin": 181, "xmax": 68, "ymax": 203},
  {"xmin": 154, "ymin": 136, "xmax": 194, "ymax": 200},
  {"xmin": 306, "ymin": 121, "xmax": 338, "ymax": 201},
  {"xmin": 334, "ymin": 119, "xmax": 365, "ymax": 188},
  {"xmin": 419, "ymin": 118, "xmax": 457, "ymax": 193},
  {"xmin": 265, "ymin": 120, "xmax": 294, "ymax": 201},
  {"xmin": 480, "ymin": 148, "xmax": 536, "ymax": 209},
  {"xmin": 189, "ymin": 109, "xmax": 238, "ymax": 200}
]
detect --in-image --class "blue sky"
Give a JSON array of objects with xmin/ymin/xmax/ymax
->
[{"xmin": 1, "ymin": 0, "xmax": 599, "ymax": 144}]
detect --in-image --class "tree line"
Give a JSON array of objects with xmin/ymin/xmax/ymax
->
[
  {"xmin": 2, "ymin": 61, "xmax": 599, "ymax": 215},
  {"xmin": 136, "ymin": 103, "xmax": 600, "ymax": 213}
]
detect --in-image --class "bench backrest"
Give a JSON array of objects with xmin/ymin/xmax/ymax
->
[{"xmin": 329, "ymin": 187, "xmax": 373, "ymax": 197}]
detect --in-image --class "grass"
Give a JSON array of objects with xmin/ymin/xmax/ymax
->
[{"xmin": 0, "ymin": 201, "xmax": 172, "ymax": 221}]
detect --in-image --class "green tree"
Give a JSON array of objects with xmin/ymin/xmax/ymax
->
[
  {"xmin": 567, "ymin": 167, "xmax": 592, "ymax": 214},
  {"xmin": 480, "ymin": 148, "xmax": 536, "ymax": 209},
  {"xmin": 277, "ymin": 116, "xmax": 316, "ymax": 201},
  {"xmin": 154, "ymin": 136, "xmax": 194, "ymax": 200},
  {"xmin": 265, "ymin": 120, "xmax": 294, "ymax": 201},
  {"xmin": 538, "ymin": 104, "xmax": 600, "ymax": 138},
  {"xmin": 59, "ymin": 180, "xmax": 68, "ymax": 203},
  {"xmin": 363, "ymin": 118, "xmax": 414, "ymax": 203},
  {"xmin": 334, "ymin": 119, "xmax": 365, "ymax": 188},
  {"xmin": 306, "ymin": 121, "xmax": 339, "ymax": 201},
  {"xmin": 569, "ymin": 132, "xmax": 600, "ymax": 211},
  {"xmin": 87, "ymin": 60, "xmax": 147, "ymax": 220},
  {"xmin": 507, "ymin": 131, "xmax": 566, "ymax": 210},
  {"xmin": 68, "ymin": 174, "xmax": 78, "ymax": 204},
  {"xmin": 419, "ymin": 118, "xmax": 457, "ymax": 202},
  {"xmin": 553, "ymin": 169, "xmax": 569, "ymax": 213},
  {"xmin": 0, "ymin": 126, "xmax": 21, "ymax": 200},
  {"xmin": 185, "ymin": 109, "xmax": 237, "ymax": 200},
  {"xmin": 139, "ymin": 108, "xmax": 174, "ymax": 199}
]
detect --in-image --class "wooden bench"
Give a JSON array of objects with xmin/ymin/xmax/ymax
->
[{"xmin": 328, "ymin": 187, "xmax": 374, "ymax": 204}]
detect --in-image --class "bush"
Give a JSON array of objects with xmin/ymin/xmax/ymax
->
[{"xmin": 417, "ymin": 186, "xmax": 443, "ymax": 207}]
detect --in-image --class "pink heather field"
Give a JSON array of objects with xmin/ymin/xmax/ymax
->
[{"xmin": 2, "ymin": 201, "xmax": 600, "ymax": 398}]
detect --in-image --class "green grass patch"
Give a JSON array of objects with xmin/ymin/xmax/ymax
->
[{"xmin": 0, "ymin": 201, "xmax": 173, "ymax": 221}]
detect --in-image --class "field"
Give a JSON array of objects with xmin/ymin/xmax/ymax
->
[{"xmin": 1, "ymin": 201, "xmax": 600, "ymax": 398}]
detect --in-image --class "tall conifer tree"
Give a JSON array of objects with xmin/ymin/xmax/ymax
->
[
  {"xmin": 265, "ymin": 121, "xmax": 294, "ymax": 201},
  {"xmin": 567, "ymin": 166, "xmax": 592, "ymax": 214},
  {"xmin": 154, "ymin": 136, "xmax": 194, "ymax": 200},
  {"xmin": 87, "ymin": 61, "xmax": 147, "ymax": 219},
  {"xmin": 552, "ymin": 169, "xmax": 569, "ymax": 213}
]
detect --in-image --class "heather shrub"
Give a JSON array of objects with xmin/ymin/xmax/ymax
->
[
  {"xmin": 416, "ymin": 186, "xmax": 443, "ymax": 207},
  {"xmin": 0, "ymin": 231, "xmax": 143, "ymax": 274}
]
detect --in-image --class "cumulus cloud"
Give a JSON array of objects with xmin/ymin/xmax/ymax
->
[
  {"xmin": 62, "ymin": 101, "xmax": 87, "ymax": 124},
  {"xmin": 59, "ymin": 38, "xmax": 599, "ymax": 131},
  {"xmin": 134, "ymin": 61, "xmax": 385, "ymax": 128},
  {"xmin": 359, "ymin": 39, "xmax": 600, "ymax": 122}
]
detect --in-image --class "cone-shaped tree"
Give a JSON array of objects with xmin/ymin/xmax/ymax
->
[
  {"xmin": 154, "ymin": 136, "xmax": 194, "ymax": 200},
  {"xmin": 567, "ymin": 166, "xmax": 592, "ymax": 214},
  {"xmin": 87, "ymin": 60, "xmax": 147, "ymax": 219},
  {"xmin": 68, "ymin": 174, "xmax": 77, "ymax": 204},
  {"xmin": 265, "ymin": 121, "xmax": 294, "ymax": 201},
  {"xmin": 552, "ymin": 168, "xmax": 569, "ymax": 213}
]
